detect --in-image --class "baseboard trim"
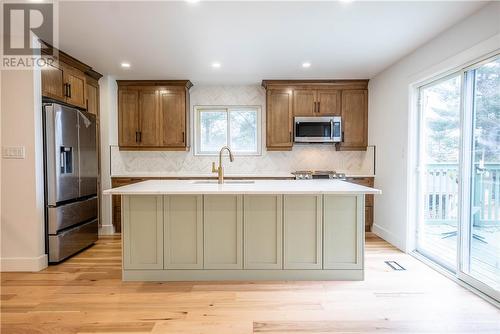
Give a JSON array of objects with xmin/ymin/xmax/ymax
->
[
  {"xmin": 372, "ymin": 223, "xmax": 404, "ymax": 251},
  {"xmin": 99, "ymin": 224, "xmax": 115, "ymax": 235},
  {"xmin": 0, "ymin": 254, "xmax": 48, "ymax": 272},
  {"xmin": 123, "ymin": 269, "xmax": 364, "ymax": 281}
]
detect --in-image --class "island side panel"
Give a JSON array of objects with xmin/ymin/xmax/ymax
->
[
  {"xmin": 283, "ymin": 195, "xmax": 323, "ymax": 269},
  {"xmin": 203, "ymin": 195, "xmax": 243, "ymax": 269},
  {"xmin": 164, "ymin": 195, "xmax": 203, "ymax": 269},
  {"xmin": 243, "ymin": 195, "xmax": 283, "ymax": 269},
  {"xmin": 323, "ymin": 195, "xmax": 364, "ymax": 270},
  {"xmin": 122, "ymin": 195, "xmax": 163, "ymax": 270}
]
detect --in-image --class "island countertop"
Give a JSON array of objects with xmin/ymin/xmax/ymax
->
[{"xmin": 103, "ymin": 179, "xmax": 381, "ymax": 195}]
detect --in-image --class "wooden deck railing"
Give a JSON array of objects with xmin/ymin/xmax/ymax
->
[{"xmin": 424, "ymin": 163, "xmax": 500, "ymax": 226}]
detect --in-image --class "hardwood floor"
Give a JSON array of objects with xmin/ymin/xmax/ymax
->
[{"xmin": 1, "ymin": 233, "xmax": 498, "ymax": 333}]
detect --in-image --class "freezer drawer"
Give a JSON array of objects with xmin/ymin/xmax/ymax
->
[
  {"xmin": 47, "ymin": 197, "xmax": 98, "ymax": 234},
  {"xmin": 48, "ymin": 219, "xmax": 98, "ymax": 262}
]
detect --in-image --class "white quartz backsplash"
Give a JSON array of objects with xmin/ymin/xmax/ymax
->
[{"xmin": 110, "ymin": 145, "xmax": 375, "ymax": 176}]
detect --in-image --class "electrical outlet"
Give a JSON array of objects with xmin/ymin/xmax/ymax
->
[{"xmin": 2, "ymin": 146, "xmax": 26, "ymax": 159}]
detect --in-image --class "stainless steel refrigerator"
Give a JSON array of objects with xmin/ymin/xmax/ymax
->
[{"xmin": 43, "ymin": 102, "xmax": 98, "ymax": 263}]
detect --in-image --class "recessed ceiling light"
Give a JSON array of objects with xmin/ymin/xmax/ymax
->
[
  {"xmin": 121, "ymin": 62, "xmax": 131, "ymax": 68},
  {"xmin": 302, "ymin": 62, "xmax": 311, "ymax": 68},
  {"xmin": 211, "ymin": 62, "xmax": 221, "ymax": 69}
]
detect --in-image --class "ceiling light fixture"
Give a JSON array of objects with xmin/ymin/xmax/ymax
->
[
  {"xmin": 211, "ymin": 62, "xmax": 221, "ymax": 69},
  {"xmin": 121, "ymin": 62, "xmax": 131, "ymax": 68},
  {"xmin": 302, "ymin": 62, "xmax": 311, "ymax": 68}
]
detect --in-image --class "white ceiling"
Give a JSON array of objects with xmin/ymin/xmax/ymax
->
[{"xmin": 58, "ymin": 1, "xmax": 487, "ymax": 84}]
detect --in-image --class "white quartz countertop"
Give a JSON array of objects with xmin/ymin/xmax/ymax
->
[
  {"xmin": 110, "ymin": 172, "xmax": 296, "ymax": 178},
  {"xmin": 110, "ymin": 172, "xmax": 376, "ymax": 178},
  {"xmin": 103, "ymin": 179, "xmax": 381, "ymax": 195}
]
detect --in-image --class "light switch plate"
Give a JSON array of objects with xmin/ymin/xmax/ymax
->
[{"xmin": 2, "ymin": 146, "xmax": 26, "ymax": 159}]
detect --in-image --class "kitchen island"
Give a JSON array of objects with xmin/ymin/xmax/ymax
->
[{"xmin": 104, "ymin": 179, "xmax": 381, "ymax": 281}]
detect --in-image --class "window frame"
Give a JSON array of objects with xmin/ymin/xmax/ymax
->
[{"xmin": 194, "ymin": 105, "xmax": 262, "ymax": 156}]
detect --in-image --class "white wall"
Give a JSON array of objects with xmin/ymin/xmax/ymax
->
[
  {"xmin": 99, "ymin": 75, "xmax": 118, "ymax": 235},
  {"xmin": 0, "ymin": 69, "xmax": 47, "ymax": 271},
  {"xmin": 369, "ymin": 3, "xmax": 500, "ymax": 251}
]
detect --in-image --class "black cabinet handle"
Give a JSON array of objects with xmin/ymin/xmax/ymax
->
[
  {"xmin": 182, "ymin": 131, "xmax": 185, "ymax": 143},
  {"xmin": 317, "ymin": 102, "xmax": 320, "ymax": 113},
  {"xmin": 289, "ymin": 131, "xmax": 292, "ymax": 142},
  {"xmin": 342, "ymin": 131, "xmax": 345, "ymax": 142},
  {"xmin": 68, "ymin": 84, "xmax": 72, "ymax": 98},
  {"xmin": 135, "ymin": 131, "xmax": 139, "ymax": 143}
]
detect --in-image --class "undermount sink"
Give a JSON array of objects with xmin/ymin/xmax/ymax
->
[{"xmin": 191, "ymin": 180, "xmax": 255, "ymax": 184}]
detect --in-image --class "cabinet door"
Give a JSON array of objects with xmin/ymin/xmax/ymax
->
[
  {"xmin": 293, "ymin": 89, "xmax": 316, "ymax": 116},
  {"xmin": 244, "ymin": 195, "xmax": 282, "ymax": 269},
  {"xmin": 317, "ymin": 90, "xmax": 341, "ymax": 116},
  {"xmin": 63, "ymin": 65, "xmax": 86, "ymax": 109},
  {"xmin": 203, "ymin": 195, "xmax": 243, "ymax": 269},
  {"xmin": 164, "ymin": 195, "xmax": 203, "ymax": 269},
  {"xmin": 340, "ymin": 89, "xmax": 368, "ymax": 150},
  {"xmin": 122, "ymin": 195, "xmax": 163, "ymax": 270},
  {"xmin": 159, "ymin": 89, "xmax": 186, "ymax": 147},
  {"xmin": 41, "ymin": 62, "xmax": 65, "ymax": 100},
  {"xmin": 86, "ymin": 82, "xmax": 98, "ymax": 115},
  {"xmin": 138, "ymin": 89, "xmax": 160, "ymax": 146},
  {"xmin": 283, "ymin": 195, "xmax": 322, "ymax": 269},
  {"xmin": 266, "ymin": 89, "xmax": 293, "ymax": 150},
  {"xmin": 118, "ymin": 89, "xmax": 140, "ymax": 147},
  {"xmin": 323, "ymin": 195, "xmax": 363, "ymax": 269}
]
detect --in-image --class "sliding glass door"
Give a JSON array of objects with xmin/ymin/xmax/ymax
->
[
  {"xmin": 459, "ymin": 57, "xmax": 500, "ymax": 298},
  {"xmin": 417, "ymin": 74, "xmax": 462, "ymax": 271},
  {"xmin": 417, "ymin": 54, "xmax": 499, "ymax": 301}
]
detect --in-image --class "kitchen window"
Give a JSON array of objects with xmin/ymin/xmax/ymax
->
[{"xmin": 194, "ymin": 106, "xmax": 261, "ymax": 155}]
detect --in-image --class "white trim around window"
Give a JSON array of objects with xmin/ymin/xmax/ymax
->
[{"xmin": 194, "ymin": 105, "xmax": 262, "ymax": 156}]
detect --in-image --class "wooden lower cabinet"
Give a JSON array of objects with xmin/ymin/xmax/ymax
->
[
  {"xmin": 203, "ymin": 195, "xmax": 243, "ymax": 269},
  {"xmin": 243, "ymin": 195, "xmax": 283, "ymax": 269},
  {"xmin": 122, "ymin": 195, "xmax": 163, "ymax": 269},
  {"xmin": 345, "ymin": 177, "xmax": 374, "ymax": 232},
  {"xmin": 112, "ymin": 178, "xmax": 146, "ymax": 233},
  {"xmin": 323, "ymin": 195, "xmax": 363, "ymax": 269},
  {"xmin": 283, "ymin": 195, "xmax": 322, "ymax": 269},
  {"xmin": 164, "ymin": 195, "xmax": 203, "ymax": 269}
]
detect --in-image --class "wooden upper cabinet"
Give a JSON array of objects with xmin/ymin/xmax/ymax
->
[
  {"xmin": 138, "ymin": 88, "xmax": 160, "ymax": 146},
  {"xmin": 266, "ymin": 89, "xmax": 293, "ymax": 150},
  {"xmin": 317, "ymin": 90, "xmax": 341, "ymax": 116},
  {"xmin": 86, "ymin": 78, "xmax": 99, "ymax": 116},
  {"xmin": 63, "ymin": 64, "xmax": 86, "ymax": 108},
  {"xmin": 117, "ymin": 80, "xmax": 192, "ymax": 150},
  {"xmin": 340, "ymin": 89, "xmax": 368, "ymax": 150},
  {"xmin": 41, "ymin": 62, "xmax": 65, "ymax": 100},
  {"xmin": 159, "ymin": 89, "xmax": 186, "ymax": 147},
  {"xmin": 262, "ymin": 80, "xmax": 368, "ymax": 151},
  {"xmin": 118, "ymin": 89, "xmax": 140, "ymax": 147},
  {"xmin": 293, "ymin": 89, "xmax": 341, "ymax": 116},
  {"xmin": 293, "ymin": 90, "xmax": 316, "ymax": 116}
]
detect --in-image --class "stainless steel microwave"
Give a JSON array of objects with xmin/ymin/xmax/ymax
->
[{"xmin": 294, "ymin": 116, "xmax": 342, "ymax": 143}]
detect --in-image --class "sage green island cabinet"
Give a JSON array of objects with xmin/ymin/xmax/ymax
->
[
  {"xmin": 122, "ymin": 195, "xmax": 163, "ymax": 270},
  {"xmin": 106, "ymin": 179, "xmax": 381, "ymax": 281},
  {"xmin": 243, "ymin": 195, "xmax": 283, "ymax": 269},
  {"xmin": 323, "ymin": 195, "xmax": 364, "ymax": 269},
  {"xmin": 203, "ymin": 195, "xmax": 243, "ymax": 269},
  {"xmin": 283, "ymin": 195, "xmax": 322, "ymax": 269},
  {"xmin": 163, "ymin": 195, "xmax": 203, "ymax": 269}
]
